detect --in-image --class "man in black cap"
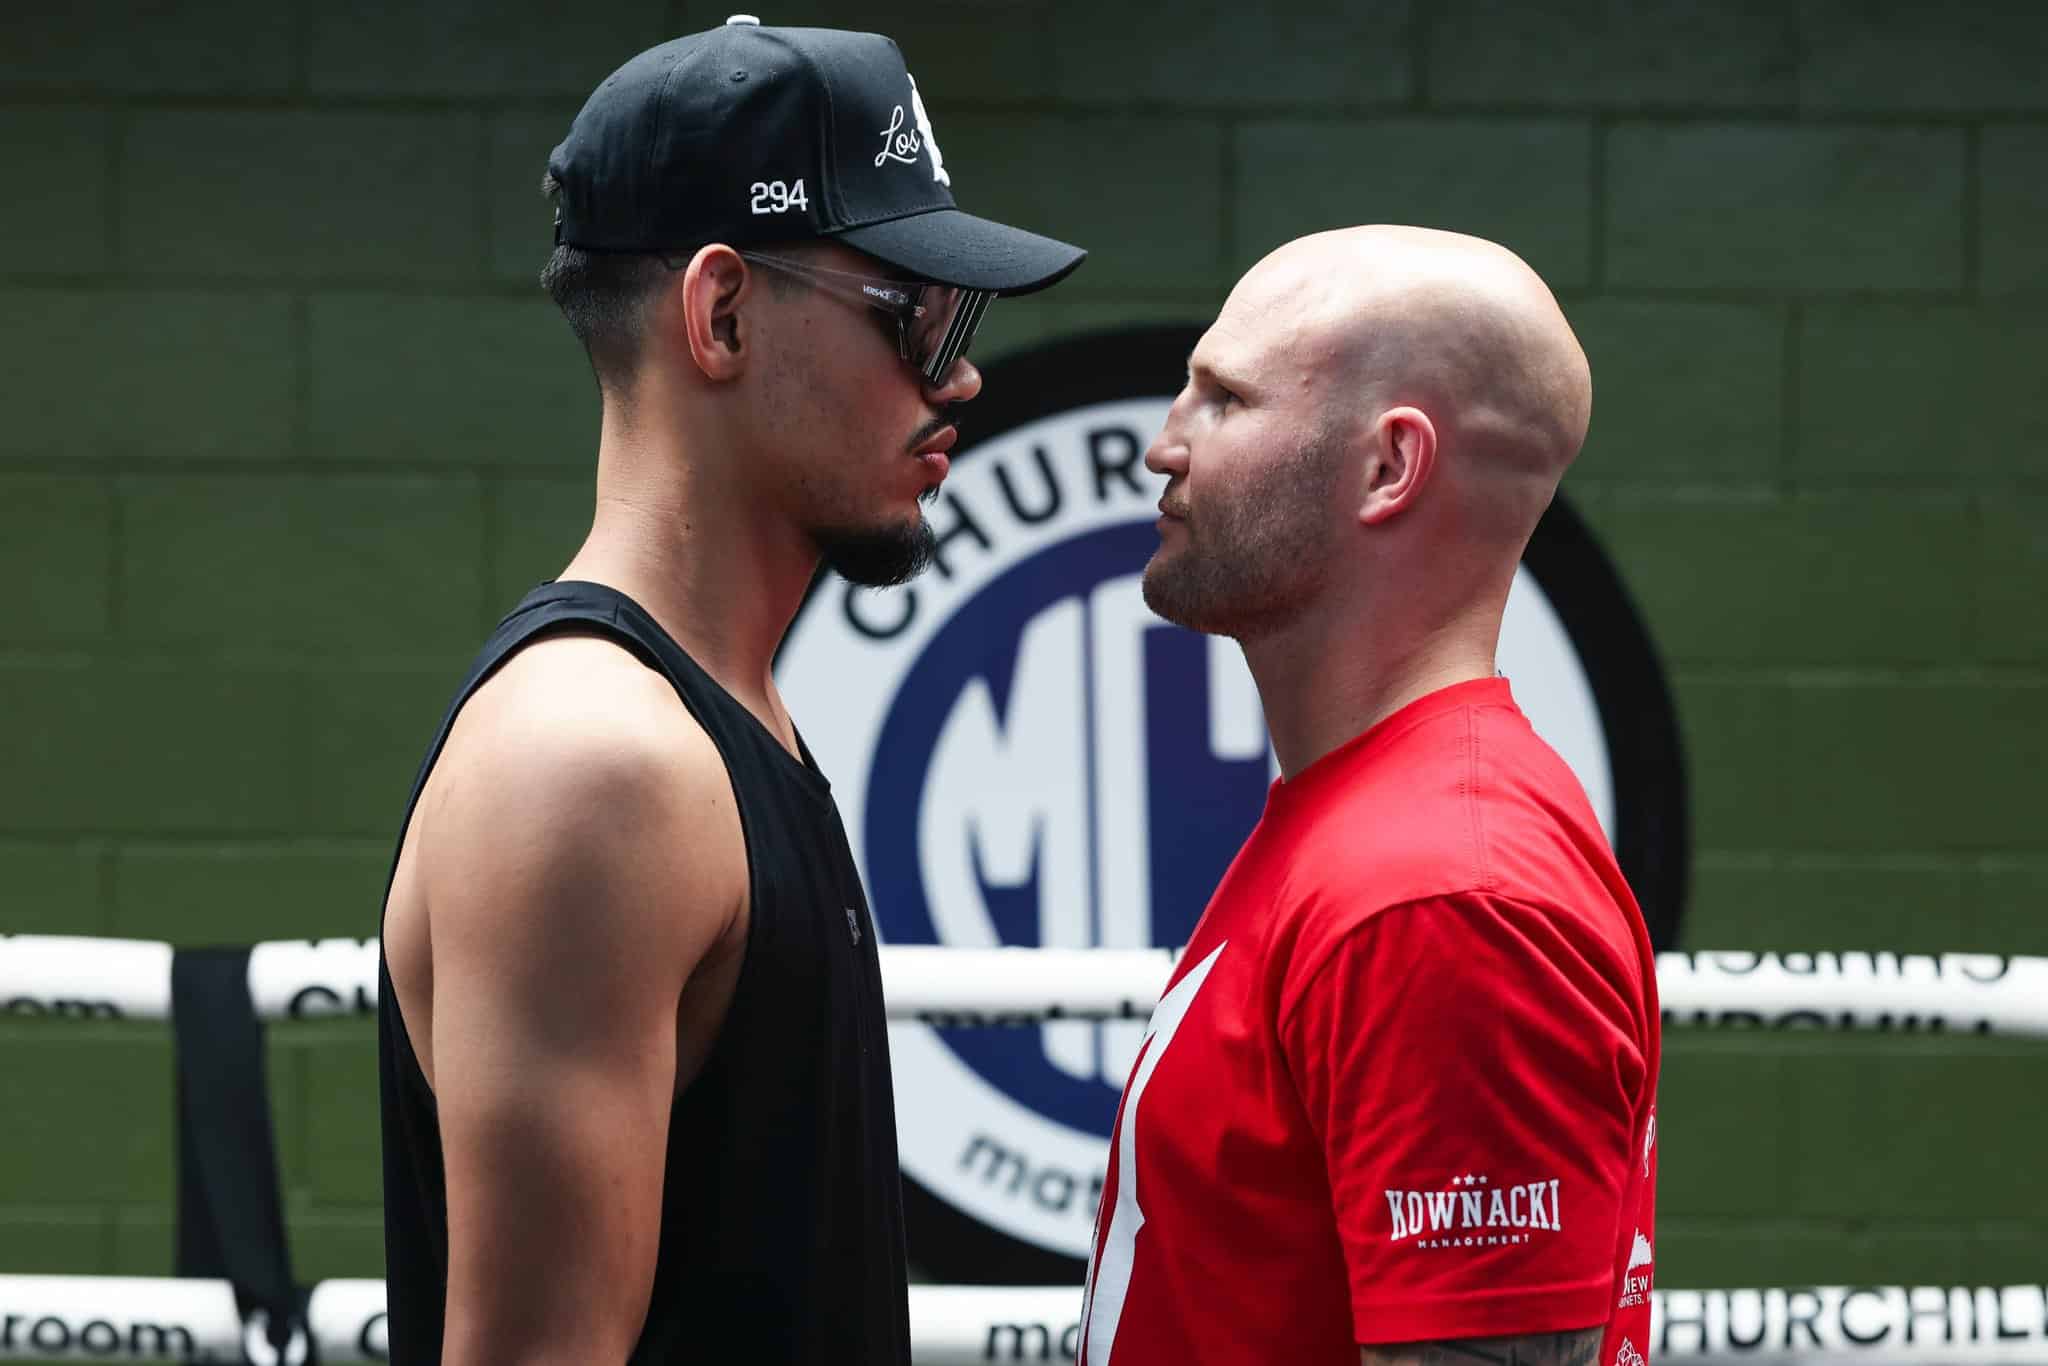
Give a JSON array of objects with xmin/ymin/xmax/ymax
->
[{"xmin": 374, "ymin": 17, "xmax": 1083, "ymax": 1363}]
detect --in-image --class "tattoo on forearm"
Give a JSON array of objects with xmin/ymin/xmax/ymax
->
[{"xmin": 1360, "ymin": 1326, "xmax": 1604, "ymax": 1366}]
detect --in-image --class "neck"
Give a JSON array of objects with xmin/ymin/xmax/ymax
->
[
  {"xmin": 1239, "ymin": 580, "xmax": 1508, "ymax": 780},
  {"xmin": 556, "ymin": 400, "xmax": 818, "ymax": 745}
]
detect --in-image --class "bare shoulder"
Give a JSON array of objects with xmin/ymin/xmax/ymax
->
[
  {"xmin": 1360, "ymin": 1328, "xmax": 1603, "ymax": 1366},
  {"xmin": 419, "ymin": 631, "xmax": 747, "ymax": 964}
]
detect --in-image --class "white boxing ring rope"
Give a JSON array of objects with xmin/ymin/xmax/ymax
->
[
  {"xmin": 3, "ymin": 937, "xmax": 2046, "ymax": 1364},
  {"xmin": 0, "ymin": 1278, "xmax": 2044, "ymax": 1364},
  {"xmin": 4, "ymin": 935, "xmax": 2048, "ymax": 1035}
]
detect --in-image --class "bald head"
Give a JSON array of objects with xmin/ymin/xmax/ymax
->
[{"xmin": 1226, "ymin": 226, "xmax": 1592, "ymax": 530}]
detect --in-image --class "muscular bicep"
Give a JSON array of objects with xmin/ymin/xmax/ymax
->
[
  {"xmin": 1361, "ymin": 1327, "xmax": 1604, "ymax": 1366},
  {"xmin": 423, "ymin": 658, "xmax": 745, "ymax": 1364}
]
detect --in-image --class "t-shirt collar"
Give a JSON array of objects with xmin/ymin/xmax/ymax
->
[{"xmin": 1266, "ymin": 674, "xmax": 1515, "ymax": 812}]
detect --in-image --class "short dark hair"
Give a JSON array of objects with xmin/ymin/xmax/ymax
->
[{"xmin": 539, "ymin": 172, "xmax": 672, "ymax": 393}]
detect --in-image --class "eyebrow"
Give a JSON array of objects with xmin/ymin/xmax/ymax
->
[{"xmin": 1187, "ymin": 352, "xmax": 1252, "ymax": 397}]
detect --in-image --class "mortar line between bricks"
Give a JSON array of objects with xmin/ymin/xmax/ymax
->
[
  {"xmin": 1962, "ymin": 123, "xmax": 1982, "ymax": 299},
  {"xmin": 1670, "ymin": 665, "xmax": 2048, "ymax": 685},
  {"xmin": 95, "ymin": 832, "xmax": 117, "ymax": 937},
  {"xmin": 4, "ymin": 276, "xmax": 1996, "ymax": 307},
  {"xmin": 1658, "ymin": 1214, "xmax": 2048, "ymax": 1234},
  {"xmin": 6, "ymin": 90, "xmax": 2048, "ymax": 124}
]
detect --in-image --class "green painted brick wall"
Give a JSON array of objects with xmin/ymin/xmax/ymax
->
[{"xmin": 1, "ymin": 0, "xmax": 2043, "ymax": 1308}]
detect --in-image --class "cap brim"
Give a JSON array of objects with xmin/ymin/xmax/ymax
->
[{"xmin": 833, "ymin": 207, "xmax": 1085, "ymax": 296}]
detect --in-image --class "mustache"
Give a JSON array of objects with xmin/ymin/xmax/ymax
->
[{"xmin": 906, "ymin": 413, "xmax": 957, "ymax": 454}]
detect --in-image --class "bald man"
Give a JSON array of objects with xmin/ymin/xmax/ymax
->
[{"xmin": 1078, "ymin": 227, "xmax": 1661, "ymax": 1366}]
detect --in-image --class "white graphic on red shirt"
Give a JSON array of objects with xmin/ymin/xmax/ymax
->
[
  {"xmin": 1616, "ymin": 1338, "xmax": 1645, "ymax": 1366},
  {"xmin": 1643, "ymin": 1109, "xmax": 1657, "ymax": 1177},
  {"xmin": 1079, "ymin": 942, "xmax": 1227, "ymax": 1366},
  {"xmin": 1618, "ymin": 1229, "xmax": 1653, "ymax": 1307},
  {"xmin": 1383, "ymin": 1172, "xmax": 1561, "ymax": 1249}
]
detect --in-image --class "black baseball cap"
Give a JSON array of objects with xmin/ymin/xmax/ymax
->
[{"xmin": 548, "ymin": 15, "xmax": 1086, "ymax": 296}]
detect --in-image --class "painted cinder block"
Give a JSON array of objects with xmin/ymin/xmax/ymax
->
[
  {"xmin": 1656, "ymin": 1040, "xmax": 1793, "ymax": 1218},
  {"xmin": 120, "ymin": 111, "xmax": 486, "ymax": 283},
  {"xmin": 306, "ymin": 0, "xmax": 667, "ymax": 99},
  {"xmin": 1677, "ymin": 678, "xmax": 2044, "ymax": 853},
  {"xmin": 1798, "ymin": 0, "xmax": 2048, "ymax": 113},
  {"xmin": 0, "ymin": 0, "xmax": 293, "ymax": 96},
  {"xmin": 1047, "ymin": 0, "xmax": 1413, "ymax": 109},
  {"xmin": 0, "ymin": 1210, "xmax": 107, "ymax": 1275},
  {"xmin": 1423, "ymin": 0, "xmax": 1795, "ymax": 110},
  {"xmin": 486, "ymin": 108, "xmax": 583, "ymax": 286},
  {"xmin": 492, "ymin": 475, "xmax": 596, "ymax": 611},
  {"xmin": 118, "ymin": 475, "xmax": 488, "ymax": 654},
  {"xmin": 1658, "ymin": 1221, "xmax": 2048, "ymax": 1291},
  {"xmin": 1605, "ymin": 125, "xmax": 1965, "ymax": 292},
  {"xmin": 287, "ymin": 1211, "xmax": 387, "ymax": 1281},
  {"xmin": 0, "ymin": 290, "xmax": 295, "ymax": 464},
  {"xmin": 1686, "ymin": 854, "xmax": 1971, "ymax": 956},
  {"xmin": 1972, "ymin": 496, "xmax": 2048, "ymax": 665},
  {"xmin": 291, "ymin": 668, "xmax": 462, "ymax": 837},
  {"xmin": 0, "ymin": 843, "xmax": 106, "ymax": 936},
  {"xmin": 1971, "ymin": 859, "xmax": 2048, "ymax": 956},
  {"xmin": 4, "ymin": 108, "xmax": 112, "ymax": 275},
  {"xmin": 1585, "ymin": 493, "xmax": 1974, "ymax": 667},
  {"xmin": 300, "ymin": 1032, "xmax": 382, "ymax": 1208},
  {"xmin": 108, "ymin": 843, "xmax": 391, "ymax": 945},
  {"xmin": 0, "ymin": 1032, "xmax": 173, "ymax": 1204},
  {"xmin": 0, "ymin": 666, "xmax": 296, "ymax": 835},
  {"xmin": 1781, "ymin": 1042, "xmax": 2048, "ymax": 1220},
  {"xmin": 941, "ymin": 113, "xmax": 1225, "ymax": 292},
  {"xmin": 1798, "ymin": 305, "xmax": 2048, "ymax": 483},
  {"xmin": 1566, "ymin": 298, "xmax": 1784, "ymax": 484},
  {"xmin": 1235, "ymin": 118, "xmax": 1593, "ymax": 289},
  {"xmin": 0, "ymin": 477, "xmax": 114, "ymax": 642},
  {"xmin": 1983, "ymin": 127, "xmax": 2048, "ymax": 293},
  {"xmin": 306, "ymin": 295, "xmax": 598, "ymax": 467}
]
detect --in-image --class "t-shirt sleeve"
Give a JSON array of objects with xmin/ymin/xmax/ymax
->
[{"xmin": 1276, "ymin": 891, "xmax": 1646, "ymax": 1346}]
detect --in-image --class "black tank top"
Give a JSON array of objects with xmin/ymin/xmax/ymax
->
[{"xmin": 377, "ymin": 581, "xmax": 911, "ymax": 1364}]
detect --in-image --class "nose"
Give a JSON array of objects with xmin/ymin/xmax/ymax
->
[
  {"xmin": 1145, "ymin": 389, "xmax": 1192, "ymax": 477},
  {"xmin": 924, "ymin": 355, "xmax": 982, "ymax": 405}
]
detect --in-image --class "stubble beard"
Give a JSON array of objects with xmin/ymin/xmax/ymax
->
[{"xmin": 1141, "ymin": 435, "xmax": 1341, "ymax": 640}]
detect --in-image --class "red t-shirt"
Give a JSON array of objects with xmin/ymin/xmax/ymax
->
[{"xmin": 1079, "ymin": 677, "xmax": 1661, "ymax": 1365}]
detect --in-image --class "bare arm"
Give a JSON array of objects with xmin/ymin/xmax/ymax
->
[
  {"xmin": 423, "ymin": 644, "xmax": 746, "ymax": 1366},
  {"xmin": 1361, "ymin": 1328, "xmax": 1604, "ymax": 1366}
]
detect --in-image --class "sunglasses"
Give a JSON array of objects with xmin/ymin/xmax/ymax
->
[{"xmin": 736, "ymin": 250, "xmax": 993, "ymax": 386}]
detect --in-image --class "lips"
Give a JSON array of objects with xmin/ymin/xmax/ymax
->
[{"xmin": 913, "ymin": 425, "xmax": 956, "ymax": 481}]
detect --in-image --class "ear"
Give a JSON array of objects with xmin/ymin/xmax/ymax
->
[
  {"xmin": 1359, "ymin": 405, "xmax": 1437, "ymax": 526},
  {"xmin": 678, "ymin": 245, "xmax": 751, "ymax": 382}
]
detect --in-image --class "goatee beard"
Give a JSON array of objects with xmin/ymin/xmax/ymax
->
[{"xmin": 816, "ymin": 515, "xmax": 939, "ymax": 588}]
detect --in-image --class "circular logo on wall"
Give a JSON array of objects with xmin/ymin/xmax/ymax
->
[{"xmin": 775, "ymin": 325, "xmax": 1688, "ymax": 1281}]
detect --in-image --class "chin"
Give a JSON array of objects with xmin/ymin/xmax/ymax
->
[{"xmin": 815, "ymin": 517, "xmax": 939, "ymax": 589}]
